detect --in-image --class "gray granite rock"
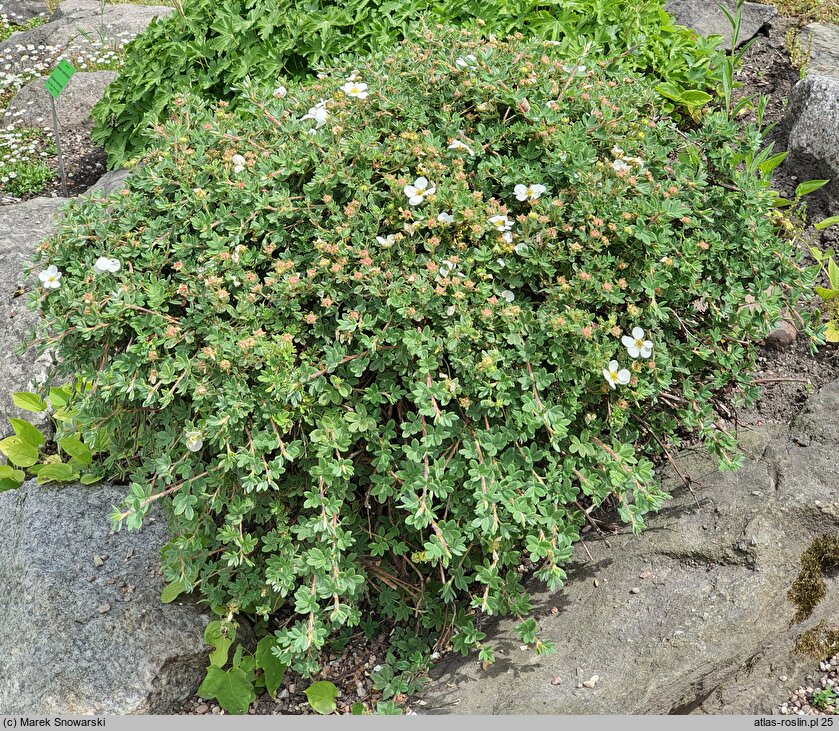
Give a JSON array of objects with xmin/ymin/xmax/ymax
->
[
  {"xmin": 665, "ymin": 0, "xmax": 776, "ymax": 50},
  {"xmin": 421, "ymin": 380, "xmax": 839, "ymax": 714},
  {"xmin": 0, "ymin": 0, "xmax": 172, "ymax": 54},
  {"xmin": 783, "ymin": 75, "xmax": 839, "ymax": 213},
  {"xmin": 798, "ymin": 23, "xmax": 839, "ymax": 79},
  {"xmin": 0, "ymin": 0, "xmax": 48, "ymax": 23},
  {"xmin": 0, "ymin": 480, "xmax": 211, "ymax": 714},
  {"xmin": 84, "ymin": 167, "xmax": 131, "ymax": 196},
  {"xmin": 3, "ymin": 71, "xmax": 117, "ymax": 129},
  {"xmin": 0, "ymin": 197, "xmax": 68, "ymax": 436}
]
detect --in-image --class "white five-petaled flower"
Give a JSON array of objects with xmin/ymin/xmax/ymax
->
[
  {"xmin": 437, "ymin": 211, "xmax": 454, "ymax": 225},
  {"xmin": 404, "ymin": 176, "xmax": 436, "ymax": 206},
  {"xmin": 488, "ymin": 214, "xmax": 513, "ymax": 233},
  {"xmin": 611, "ymin": 158, "xmax": 630, "ymax": 174},
  {"xmin": 340, "ymin": 80, "xmax": 369, "ymax": 99},
  {"xmin": 514, "ymin": 183, "xmax": 547, "ymax": 202},
  {"xmin": 231, "ymin": 153, "xmax": 246, "ymax": 174},
  {"xmin": 501, "ymin": 290, "xmax": 515, "ymax": 303},
  {"xmin": 447, "ymin": 139, "xmax": 475, "ymax": 157},
  {"xmin": 301, "ymin": 100, "xmax": 329, "ymax": 128},
  {"xmin": 272, "ymin": 85, "xmax": 287, "ymax": 99},
  {"xmin": 93, "ymin": 256, "xmax": 120, "ymax": 274},
  {"xmin": 621, "ymin": 326, "xmax": 653, "ymax": 359},
  {"xmin": 38, "ymin": 264, "xmax": 61, "ymax": 290},
  {"xmin": 376, "ymin": 234, "xmax": 396, "ymax": 247},
  {"xmin": 603, "ymin": 360, "xmax": 631, "ymax": 389},
  {"xmin": 184, "ymin": 430, "xmax": 204, "ymax": 452}
]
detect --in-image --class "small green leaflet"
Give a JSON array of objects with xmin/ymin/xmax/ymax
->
[
  {"xmin": 204, "ymin": 620, "xmax": 236, "ymax": 667},
  {"xmin": 197, "ymin": 666, "xmax": 255, "ymax": 715},
  {"xmin": 0, "ymin": 464, "xmax": 25, "ymax": 491},
  {"xmin": 160, "ymin": 580, "xmax": 187, "ymax": 604},
  {"xmin": 254, "ymin": 636, "xmax": 286, "ymax": 699},
  {"xmin": 59, "ymin": 436, "xmax": 92, "ymax": 465},
  {"xmin": 44, "ymin": 59, "xmax": 75, "ymax": 98},
  {"xmin": 11, "ymin": 392, "xmax": 47, "ymax": 412},
  {"xmin": 305, "ymin": 680, "xmax": 338, "ymax": 714}
]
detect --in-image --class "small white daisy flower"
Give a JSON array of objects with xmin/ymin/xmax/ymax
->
[
  {"xmin": 38, "ymin": 264, "xmax": 61, "ymax": 290},
  {"xmin": 437, "ymin": 211, "xmax": 454, "ymax": 225},
  {"xmin": 184, "ymin": 430, "xmax": 204, "ymax": 452},
  {"xmin": 231, "ymin": 153, "xmax": 246, "ymax": 173},
  {"xmin": 404, "ymin": 176, "xmax": 436, "ymax": 206},
  {"xmin": 513, "ymin": 183, "xmax": 547, "ymax": 202},
  {"xmin": 272, "ymin": 85, "xmax": 287, "ymax": 99},
  {"xmin": 501, "ymin": 290, "xmax": 515, "ymax": 303},
  {"xmin": 93, "ymin": 256, "xmax": 120, "ymax": 274},
  {"xmin": 339, "ymin": 80, "xmax": 369, "ymax": 99},
  {"xmin": 447, "ymin": 139, "xmax": 475, "ymax": 157},
  {"xmin": 376, "ymin": 234, "xmax": 396, "ymax": 247}
]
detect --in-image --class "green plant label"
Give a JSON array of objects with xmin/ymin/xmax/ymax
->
[{"xmin": 44, "ymin": 60, "xmax": 76, "ymax": 98}]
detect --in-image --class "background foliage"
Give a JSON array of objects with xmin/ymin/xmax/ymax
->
[{"xmin": 91, "ymin": 0, "xmax": 724, "ymax": 167}]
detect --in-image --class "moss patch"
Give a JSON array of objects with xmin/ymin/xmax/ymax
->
[
  {"xmin": 788, "ymin": 535, "xmax": 839, "ymax": 623},
  {"xmin": 795, "ymin": 621, "xmax": 839, "ymax": 660}
]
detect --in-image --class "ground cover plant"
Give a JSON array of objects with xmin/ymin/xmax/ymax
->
[
  {"xmin": 91, "ymin": 0, "xmax": 725, "ymax": 168},
  {"xmin": 28, "ymin": 25, "xmax": 817, "ymax": 707}
]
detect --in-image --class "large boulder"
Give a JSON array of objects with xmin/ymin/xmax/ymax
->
[
  {"xmin": 1, "ymin": 0, "xmax": 48, "ymax": 22},
  {"xmin": 0, "ymin": 0, "xmax": 172, "ymax": 54},
  {"xmin": 664, "ymin": 0, "xmax": 776, "ymax": 50},
  {"xmin": 0, "ymin": 197, "xmax": 68, "ymax": 434},
  {"xmin": 3, "ymin": 71, "xmax": 118, "ymax": 129},
  {"xmin": 421, "ymin": 380, "xmax": 839, "ymax": 714},
  {"xmin": 0, "ymin": 480, "xmax": 211, "ymax": 714},
  {"xmin": 798, "ymin": 23, "xmax": 839, "ymax": 80},
  {"xmin": 84, "ymin": 167, "xmax": 131, "ymax": 196},
  {"xmin": 782, "ymin": 75, "xmax": 839, "ymax": 214}
]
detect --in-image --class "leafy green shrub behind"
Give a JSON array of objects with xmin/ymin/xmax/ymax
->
[
  {"xmin": 37, "ymin": 28, "xmax": 812, "ymax": 676},
  {"xmin": 91, "ymin": 0, "xmax": 724, "ymax": 168}
]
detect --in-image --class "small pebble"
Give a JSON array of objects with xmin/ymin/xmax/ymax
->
[
  {"xmin": 97, "ymin": 603, "xmax": 111, "ymax": 614},
  {"xmin": 551, "ymin": 676, "xmax": 564, "ymax": 686},
  {"xmin": 582, "ymin": 675, "xmax": 599, "ymax": 689},
  {"xmin": 194, "ymin": 703, "xmax": 209, "ymax": 714},
  {"xmin": 630, "ymin": 587, "xmax": 640, "ymax": 594}
]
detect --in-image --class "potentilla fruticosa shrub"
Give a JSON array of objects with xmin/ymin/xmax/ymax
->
[
  {"xmin": 32, "ymin": 27, "xmax": 814, "ymax": 675},
  {"xmin": 90, "ymin": 0, "xmax": 724, "ymax": 168}
]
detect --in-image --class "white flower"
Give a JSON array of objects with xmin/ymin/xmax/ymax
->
[
  {"xmin": 93, "ymin": 256, "xmax": 120, "ymax": 274},
  {"xmin": 562, "ymin": 64, "xmax": 587, "ymax": 73},
  {"xmin": 501, "ymin": 290, "xmax": 515, "ymax": 303},
  {"xmin": 231, "ymin": 153, "xmax": 246, "ymax": 174},
  {"xmin": 488, "ymin": 214, "xmax": 513, "ymax": 233},
  {"xmin": 272, "ymin": 85, "xmax": 287, "ymax": 99},
  {"xmin": 502, "ymin": 231, "xmax": 514, "ymax": 244},
  {"xmin": 621, "ymin": 327, "xmax": 653, "ymax": 359},
  {"xmin": 184, "ymin": 430, "xmax": 204, "ymax": 452},
  {"xmin": 404, "ymin": 176, "xmax": 436, "ymax": 206},
  {"xmin": 301, "ymin": 100, "xmax": 329, "ymax": 128},
  {"xmin": 603, "ymin": 360, "xmax": 631, "ymax": 389},
  {"xmin": 38, "ymin": 264, "xmax": 61, "ymax": 290},
  {"xmin": 611, "ymin": 159, "xmax": 630, "ymax": 174},
  {"xmin": 496, "ymin": 257, "xmax": 506, "ymax": 267},
  {"xmin": 376, "ymin": 234, "xmax": 396, "ymax": 247},
  {"xmin": 514, "ymin": 242, "xmax": 529, "ymax": 255},
  {"xmin": 447, "ymin": 139, "xmax": 475, "ymax": 157},
  {"xmin": 513, "ymin": 183, "xmax": 546, "ymax": 202},
  {"xmin": 339, "ymin": 80, "xmax": 368, "ymax": 99},
  {"xmin": 437, "ymin": 211, "xmax": 454, "ymax": 224},
  {"xmin": 440, "ymin": 259, "xmax": 455, "ymax": 277},
  {"xmin": 455, "ymin": 54, "xmax": 478, "ymax": 68}
]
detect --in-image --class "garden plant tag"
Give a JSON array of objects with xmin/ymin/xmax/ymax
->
[{"xmin": 43, "ymin": 60, "xmax": 75, "ymax": 196}]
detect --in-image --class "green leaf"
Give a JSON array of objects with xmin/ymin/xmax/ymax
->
[
  {"xmin": 773, "ymin": 197, "xmax": 793, "ymax": 207},
  {"xmin": 161, "ymin": 580, "xmax": 187, "ymax": 603},
  {"xmin": 758, "ymin": 151, "xmax": 788, "ymax": 177},
  {"xmin": 829, "ymin": 258, "xmax": 839, "ymax": 291},
  {"xmin": 795, "ymin": 179, "xmax": 829, "ymax": 197},
  {"xmin": 815, "ymin": 216, "xmax": 839, "ymax": 231},
  {"xmin": 197, "ymin": 665, "xmax": 255, "ymax": 715},
  {"xmin": 655, "ymin": 81, "xmax": 684, "ymax": 103},
  {"xmin": 825, "ymin": 322, "xmax": 839, "ymax": 343},
  {"xmin": 814, "ymin": 286, "xmax": 839, "ymax": 301},
  {"xmin": 679, "ymin": 89, "xmax": 712, "ymax": 107},
  {"xmin": 37, "ymin": 462, "xmax": 78, "ymax": 484},
  {"xmin": 255, "ymin": 636, "xmax": 286, "ymax": 699},
  {"xmin": 351, "ymin": 703, "xmax": 366, "ymax": 715},
  {"xmin": 79, "ymin": 472, "xmax": 104, "ymax": 485},
  {"xmin": 59, "ymin": 436, "xmax": 92, "ymax": 465},
  {"xmin": 0, "ymin": 436, "xmax": 39, "ymax": 467},
  {"xmin": 48, "ymin": 386, "xmax": 72, "ymax": 408},
  {"xmin": 11, "ymin": 392, "xmax": 47, "ymax": 412},
  {"xmin": 204, "ymin": 620, "xmax": 236, "ymax": 667},
  {"xmin": 8, "ymin": 418, "xmax": 45, "ymax": 448},
  {"xmin": 0, "ymin": 464, "xmax": 25, "ymax": 492},
  {"xmin": 305, "ymin": 680, "xmax": 338, "ymax": 714}
]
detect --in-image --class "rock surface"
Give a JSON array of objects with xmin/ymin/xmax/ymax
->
[
  {"xmin": 665, "ymin": 0, "xmax": 776, "ymax": 50},
  {"xmin": 85, "ymin": 167, "xmax": 131, "ymax": 196},
  {"xmin": 1, "ymin": 0, "xmax": 48, "ymax": 22},
  {"xmin": 0, "ymin": 480, "xmax": 210, "ymax": 714},
  {"xmin": 782, "ymin": 75, "xmax": 839, "ymax": 214},
  {"xmin": 0, "ymin": 197, "xmax": 67, "ymax": 434},
  {"xmin": 3, "ymin": 71, "xmax": 118, "ymax": 129},
  {"xmin": 798, "ymin": 23, "xmax": 839, "ymax": 80},
  {"xmin": 421, "ymin": 379, "xmax": 839, "ymax": 714},
  {"xmin": 0, "ymin": 0, "xmax": 172, "ymax": 53}
]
